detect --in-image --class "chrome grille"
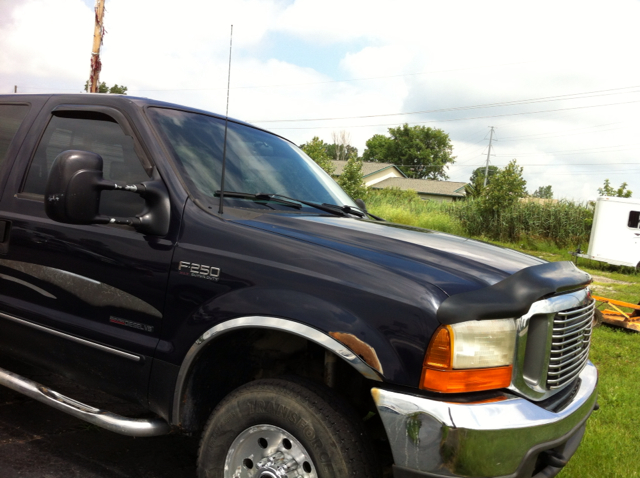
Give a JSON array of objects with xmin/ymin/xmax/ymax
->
[{"xmin": 547, "ymin": 298, "xmax": 595, "ymax": 389}]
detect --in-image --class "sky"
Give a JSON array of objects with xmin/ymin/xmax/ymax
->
[{"xmin": 2, "ymin": 0, "xmax": 640, "ymax": 201}]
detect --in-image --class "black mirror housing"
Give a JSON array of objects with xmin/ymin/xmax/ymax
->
[
  {"xmin": 354, "ymin": 198, "xmax": 368, "ymax": 213},
  {"xmin": 45, "ymin": 150, "xmax": 107, "ymax": 224},
  {"xmin": 45, "ymin": 150, "xmax": 170, "ymax": 236},
  {"xmin": 136, "ymin": 181, "xmax": 171, "ymax": 236}
]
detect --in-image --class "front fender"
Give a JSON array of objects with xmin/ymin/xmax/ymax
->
[
  {"xmin": 191, "ymin": 286, "xmax": 421, "ymax": 379},
  {"xmin": 171, "ymin": 315, "xmax": 383, "ymax": 425}
]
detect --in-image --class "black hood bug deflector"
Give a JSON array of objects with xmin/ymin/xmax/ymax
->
[{"xmin": 437, "ymin": 261, "xmax": 592, "ymax": 325}]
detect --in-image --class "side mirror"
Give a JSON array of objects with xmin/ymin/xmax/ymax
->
[
  {"xmin": 45, "ymin": 150, "xmax": 170, "ymax": 236},
  {"xmin": 45, "ymin": 150, "xmax": 107, "ymax": 223},
  {"xmin": 354, "ymin": 198, "xmax": 368, "ymax": 212}
]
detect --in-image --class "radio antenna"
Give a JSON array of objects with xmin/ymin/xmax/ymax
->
[{"xmin": 218, "ymin": 24, "xmax": 233, "ymax": 214}]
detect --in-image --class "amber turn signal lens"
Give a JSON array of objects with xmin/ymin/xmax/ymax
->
[
  {"xmin": 420, "ymin": 365, "xmax": 513, "ymax": 393},
  {"xmin": 424, "ymin": 325, "xmax": 453, "ymax": 370}
]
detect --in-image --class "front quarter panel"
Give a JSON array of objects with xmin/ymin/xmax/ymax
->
[{"xmin": 160, "ymin": 201, "xmax": 448, "ymax": 387}]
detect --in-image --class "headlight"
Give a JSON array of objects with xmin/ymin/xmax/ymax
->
[{"xmin": 420, "ymin": 319, "xmax": 516, "ymax": 393}]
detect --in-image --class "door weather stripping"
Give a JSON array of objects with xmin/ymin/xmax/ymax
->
[{"xmin": 0, "ymin": 366, "xmax": 170, "ymax": 437}]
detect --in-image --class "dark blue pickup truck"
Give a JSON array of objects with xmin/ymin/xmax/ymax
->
[{"xmin": 0, "ymin": 94, "xmax": 598, "ymax": 478}]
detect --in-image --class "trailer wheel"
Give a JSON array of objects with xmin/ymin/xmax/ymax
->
[{"xmin": 197, "ymin": 377, "xmax": 380, "ymax": 478}]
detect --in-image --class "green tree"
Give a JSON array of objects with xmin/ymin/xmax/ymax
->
[
  {"xmin": 465, "ymin": 166, "xmax": 499, "ymax": 198},
  {"xmin": 469, "ymin": 166, "xmax": 498, "ymax": 186},
  {"xmin": 84, "ymin": 81, "xmax": 128, "ymax": 94},
  {"xmin": 326, "ymin": 143, "xmax": 358, "ymax": 161},
  {"xmin": 362, "ymin": 124, "xmax": 455, "ymax": 180},
  {"xmin": 598, "ymin": 179, "xmax": 632, "ymax": 198},
  {"xmin": 532, "ymin": 185, "xmax": 553, "ymax": 199},
  {"xmin": 362, "ymin": 134, "xmax": 391, "ymax": 162},
  {"xmin": 482, "ymin": 159, "xmax": 527, "ymax": 212},
  {"xmin": 327, "ymin": 130, "xmax": 357, "ymax": 162},
  {"xmin": 338, "ymin": 156, "xmax": 367, "ymax": 199},
  {"xmin": 299, "ymin": 137, "xmax": 335, "ymax": 175},
  {"xmin": 464, "ymin": 180, "xmax": 484, "ymax": 199},
  {"xmin": 108, "ymin": 84, "xmax": 128, "ymax": 94}
]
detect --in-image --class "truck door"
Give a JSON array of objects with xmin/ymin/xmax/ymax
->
[{"xmin": 0, "ymin": 102, "xmax": 175, "ymax": 405}]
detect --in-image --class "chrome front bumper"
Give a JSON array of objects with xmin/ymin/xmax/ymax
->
[{"xmin": 372, "ymin": 362, "xmax": 598, "ymax": 478}]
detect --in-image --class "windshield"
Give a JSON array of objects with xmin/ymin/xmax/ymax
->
[{"xmin": 147, "ymin": 108, "xmax": 356, "ymax": 210}]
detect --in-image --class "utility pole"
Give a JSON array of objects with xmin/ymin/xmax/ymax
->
[
  {"xmin": 483, "ymin": 126, "xmax": 495, "ymax": 187},
  {"xmin": 88, "ymin": 0, "xmax": 106, "ymax": 93}
]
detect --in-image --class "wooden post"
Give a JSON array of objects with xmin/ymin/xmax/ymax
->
[{"xmin": 88, "ymin": 0, "xmax": 106, "ymax": 93}]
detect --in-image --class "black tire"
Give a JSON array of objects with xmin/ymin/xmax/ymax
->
[{"xmin": 197, "ymin": 377, "xmax": 380, "ymax": 478}]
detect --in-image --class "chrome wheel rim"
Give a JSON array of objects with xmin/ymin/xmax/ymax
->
[{"xmin": 224, "ymin": 424, "xmax": 318, "ymax": 478}]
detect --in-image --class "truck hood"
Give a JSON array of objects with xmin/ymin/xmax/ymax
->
[{"xmin": 236, "ymin": 214, "xmax": 545, "ymax": 297}]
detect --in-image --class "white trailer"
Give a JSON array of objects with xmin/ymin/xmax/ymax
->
[{"xmin": 578, "ymin": 196, "xmax": 640, "ymax": 267}]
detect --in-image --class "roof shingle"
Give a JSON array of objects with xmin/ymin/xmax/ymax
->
[
  {"xmin": 372, "ymin": 177, "xmax": 467, "ymax": 197},
  {"xmin": 331, "ymin": 160, "xmax": 400, "ymax": 177}
]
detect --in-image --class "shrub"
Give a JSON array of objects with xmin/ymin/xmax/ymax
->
[{"xmin": 364, "ymin": 189, "xmax": 592, "ymax": 247}]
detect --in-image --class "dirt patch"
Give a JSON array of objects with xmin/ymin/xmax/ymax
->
[
  {"xmin": 590, "ymin": 285, "xmax": 618, "ymax": 296},
  {"xmin": 591, "ymin": 275, "xmax": 633, "ymax": 285}
]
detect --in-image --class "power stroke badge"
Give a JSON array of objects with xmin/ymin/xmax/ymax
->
[
  {"xmin": 177, "ymin": 261, "xmax": 221, "ymax": 281},
  {"xmin": 109, "ymin": 317, "xmax": 154, "ymax": 333}
]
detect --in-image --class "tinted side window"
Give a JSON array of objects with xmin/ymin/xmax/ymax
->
[
  {"xmin": 23, "ymin": 112, "xmax": 149, "ymax": 217},
  {"xmin": 628, "ymin": 211, "xmax": 640, "ymax": 228},
  {"xmin": 0, "ymin": 104, "xmax": 30, "ymax": 168}
]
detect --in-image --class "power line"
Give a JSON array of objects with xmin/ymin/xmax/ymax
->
[
  {"xmin": 453, "ymin": 138, "xmax": 490, "ymax": 157},
  {"xmin": 494, "ymin": 143, "xmax": 640, "ymax": 157},
  {"xmin": 453, "ymin": 128, "xmax": 488, "ymax": 145},
  {"xmin": 266, "ymin": 98, "xmax": 640, "ymax": 129},
  {"xmin": 544, "ymin": 169, "xmax": 640, "ymax": 175},
  {"xmin": 251, "ymin": 85, "xmax": 640, "ymax": 123},
  {"xmin": 378, "ymin": 162, "xmax": 640, "ymax": 168},
  {"xmin": 457, "ymin": 163, "xmax": 640, "ymax": 169},
  {"xmin": 497, "ymin": 121, "xmax": 626, "ymax": 141}
]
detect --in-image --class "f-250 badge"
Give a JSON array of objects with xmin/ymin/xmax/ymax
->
[{"xmin": 178, "ymin": 261, "xmax": 220, "ymax": 281}]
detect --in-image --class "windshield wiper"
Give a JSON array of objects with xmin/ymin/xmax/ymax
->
[
  {"xmin": 215, "ymin": 191, "xmax": 366, "ymax": 217},
  {"xmin": 215, "ymin": 191, "xmax": 303, "ymax": 209},
  {"xmin": 319, "ymin": 203, "xmax": 366, "ymax": 218},
  {"xmin": 321, "ymin": 202, "xmax": 384, "ymax": 221}
]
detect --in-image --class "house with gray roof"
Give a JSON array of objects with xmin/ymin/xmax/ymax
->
[
  {"xmin": 331, "ymin": 160, "xmax": 406, "ymax": 186},
  {"xmin": 331, "ymin": 161, "xmax": 467, "ymax": 202},
  {"xmin": 372, "ymin": 177, "xmax": 467, "ymax": 202}
]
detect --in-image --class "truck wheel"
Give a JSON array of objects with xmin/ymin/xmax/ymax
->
[{"xmin": 197, "ymin": 377, "xmax": 380, "ymax": 478}]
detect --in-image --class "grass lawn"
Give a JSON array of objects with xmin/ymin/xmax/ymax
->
[
  {"xmin": 519, "ymin": 249, "xmax": 640, "ymax": 477},
  {"xmin": 562, "ymin": 325, "xmax": 640, "ymax": 478}
]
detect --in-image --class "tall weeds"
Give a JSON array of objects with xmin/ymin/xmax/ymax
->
[
  {"xmin": 452, "ymin": 199, "xmax": 592, "ymax": 246},
  {"xmin": 364, "ymin": 188, "xmax": 593, "ymax": 247}
]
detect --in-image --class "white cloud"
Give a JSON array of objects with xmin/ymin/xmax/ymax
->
[
  {"xmin": 2, "ymin": 0, "xmax": 640, "ymax": 200},
  {"xmin": 0, "ymin": 0, "xmax": 92, "ymax": 89}
]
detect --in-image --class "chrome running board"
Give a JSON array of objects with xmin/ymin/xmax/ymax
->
[{"xmin": 0, "ymin": 366, "xmax": 170, "ymax": 437}]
